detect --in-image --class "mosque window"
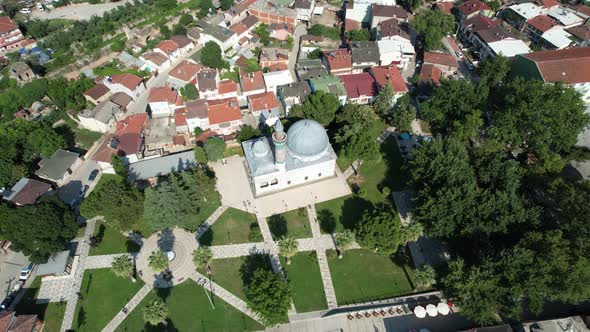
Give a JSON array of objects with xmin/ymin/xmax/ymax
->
[
  {"xmin": 260, "ymin": 182, "xmax": 269, "ymax": 188},
  {"xmin": 304, "ymin": 176, "xmax": 308, "ymax": 181},
  {"xmin": 270, "ymin": 179, "xmax": 278, "ymax": 185},
  {"xmin": 318, "ymin": 173, "xmax": 322, "ymax": 177}
]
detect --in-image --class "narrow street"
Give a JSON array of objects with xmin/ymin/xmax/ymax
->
[{"xmin": 288, "ymin": 24, "xmax": 308, "ymax": 81}]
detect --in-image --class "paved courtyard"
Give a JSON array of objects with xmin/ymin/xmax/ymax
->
[{"xmin": 211, "ymin": 155, "xmax": 352, "ymax": 218}]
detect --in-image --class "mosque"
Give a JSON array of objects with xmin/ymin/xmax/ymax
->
[{"xmin": 242, "ymin": 119, "xmax": 337, "ymax": 197}]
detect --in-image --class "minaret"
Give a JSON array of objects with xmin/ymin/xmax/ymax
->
[{"xmin": 272, "ymin": 119, "xmax": 287, "ymax": 169}]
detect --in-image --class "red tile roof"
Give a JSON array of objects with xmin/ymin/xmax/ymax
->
[
  {"xmin": 526, "ymin": 15, "xmax": 557, "ymax": 33},
  {"xmin": 0, "ymin": 16, "xmax": 19, "ymax": 34},
  {"xmin": 378, "ymin": 19, "xmax": 410, "ymax": 39},
  {"xmin": 83, "ymin": 84, "xmax": 110, "ymax": 100},
  {"xmin": 534, "ymin": 0, "xmax": 559, "ymax": 9},
  {"xmin": 169, "ymin": 61, "xmax": 202, "ymax": 82},
  {"xmin": 239, "ymin": 70, "xmax": 266, "ymax": 92},
  {"xmin": 435, "ymin": 2, "xmax": 454, "ymax": 14},
  {"xmin": 345, "ymin": 19, "xmax": 362, "ymax": 32},
  {"xmin": 339, "ymin": 73, "xmax": 378, "ymax": 98},
  {"xmin": 175, "ymin": 108, "xmax": 187, "ymax": 126},
  {"xmin": 208, "ymin": 97, "xmax": 242, "ymax": 125},
  {"xmin": 370, "ymin": 66, "xmax": 408, "ymax": 93},
  {"xmin": 155, "ymin": 40, "xmax": 179, "ymax": 55},
  {"xmin": 91, "ymin": 114, "xmax": 148, "ymax": 163},
  {"xmin": 464, "ymin": 14, "xmax": 502, "ymax": 32},
  {"xmin": 420, "ymin": 64, "xmax": 442, "ymax": 86},
  {"xmin": 148, "ymin": 86, "xmax": 179, "ymax": 104},
  {"xmin": 230, "ymin": 22, "xmax": 249, "ymax": 35},
  {"xmin": 9, "ymin": 178, "xmax": 52, "ymax": 206},
  {"xmin": 0, "ymin": 312, "xmax": 13, "ymax": 332},
  {"xmin": 248, "ymin": 91, "xmax": 279, "ymax": 111},
  {"xmin": 457, "ymin": 0, "xmax": 492, "ymax": 16},
  {"xmin": 141, "ymin": 52, "xmax": 169, "ymax": 66},
  {"xmin": 371, "ymin": 4, "xmax": 410, "ymax": 18},
  {"xmin": 323, "ymin": 49, "xmax": 352, "ymax": 71},
  {"xmin": 9, "ymin": 314, "xmax": 37, "ymax": 332},
  {"xmin": 110, "ymin": 73, "xmax": 143, "ymax": 90},
  {"xmin": 218, "ymin": 79, "xmax": 238, "ymax": 94},
  {"xmin": 186, "ymin": 99, "xmax": 209, "ymax": 119},
  {"xmin": 574, "ymin": 4, "xmax": 590, "ymax": 17},
  {"xmin": 269, "ymin": 63, "xmax": 289, "ymax": 71},
  {"xmin": 170, "ymin": 35, "xmax": 193, "ymax": 48},
  {"xmin": 522, "ymin": 48, "xmax": 590, "ymax": 84},
  {"xmin": 424, "ymin": 52, "xmax": 458, "ymax": 68}
]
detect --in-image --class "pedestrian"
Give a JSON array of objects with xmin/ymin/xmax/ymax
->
[{"xmin": 122, "ymin": 307, "xmax": 128, "ymax": 314}]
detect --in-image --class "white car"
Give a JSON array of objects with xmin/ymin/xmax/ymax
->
[
  {"xmin": 37, "ymin": 3, "xmax": 44, "ymax": 10},
  {"xmin": 19, "ymin": 7, "xmax": 32, "ymax": 14},
  {"xmin": 19, "ymin": 263, "xmax": 33, "ymax": 281},
  {"xmin": 455, "ymin": 50, "xmax": 464, "ymax": 59}
]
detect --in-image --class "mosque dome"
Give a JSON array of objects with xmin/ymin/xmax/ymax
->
[
  {"xmin": 286, "ymin": 119, "xmax": 329, "ymax": 161},
  {"xmin": 252, "ymin": 138, "xmax": 270, "ymax": 158}
]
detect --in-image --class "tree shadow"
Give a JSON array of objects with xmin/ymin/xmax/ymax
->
[
  {"xmin": 77, "ymin": 306, "xmax": 86, "ymax": 329},
  {"xmin": 318, "ymin": 209, "xmax": 336, "ymax": 233},
  {"xmin": 53, "ymin": 124, "xmax": 76, "ymax": 149},
  {"xmin": 248, "ymin": 222, "xmax": 263, "ymax": 242},
  {"xmin": 157, "ymin": 229, "xmax": 175, "ymax": 252},
  {"xmin": 126, "ymin": 238, "xmax": 140, "ymax": 253},
  {"xmin": 143, "ymin": 319, "xmax": 178, "ymax": 332},
  {"xmin": 390, "ymin": 248, "xmax": 415, "ymax": 290},
  {"xmin": 379, "ymin": 137, "xmax": 406, "ymax": 191},
  {"xmin": 93, "ymin": 223, "xmax": 106, "ymax": 244},
  {"xmin": 156, "ymin": 287, "xmax": 172, "ymax": 301},
  {"xmin": 239, "ymin": 254, "xmax": 273, "ymax": 286},
  {"xmin": 268, "ymin": 214, "xmax": 287, "ymax": 239},
  {"xmin": 340, "ymin": 196, "xmax": 373, "ymax": 230},
  {"xmin": 199, "ymin": 229, "xmax": 213, "ymax": 246}
]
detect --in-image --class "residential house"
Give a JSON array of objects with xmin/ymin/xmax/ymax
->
[
  {"xmin": 9, "ymin": 62, "xmax": 35, "ymax": 83},
  {"xmin": 533, "ymin": 0, "xmax": 560, "ymax": 11},
  {"xmin": 269, "ymin": 23, "xmax": 294, "ymax": 41},
  {"xmin": 434, "ymin": 2, "xmax": 454, "ymax": 14},
  {"xmin": 90, "ymin": 113, "xmax": 150, "ymax": 170},
  {"xmin": 419, "ymin": 64, "xmax": 443, "ymax": 90},
  {"xmin": 140, "ymin": 52, "xmax": 171, "ymax": 73},
  {"xmin": 187, "ymin": 28, "xmax": 201, "ymax": 42},
  {"xmin": 148, "ymin": 87, "xmax": 182, "ymax": 118},
  {"xmin": 104, "ymin": 73, "xmax": 146, "ymax": 99},
  {"xmin": 472, "ymin": 25, "xmax": 531, "ymax": 58},
  {"xmin": 83, "ymin": 83, "xmax": 111, "ymax": 105},
  {"xmin": 371, "ymin": 5, "xmax": 410, "ymax": 28},
  {"xmin": 524, "ymin": 15, "xmax": 557, "ymax": 42},
  {"xmin": 322, "ymin": 49, "xmax": 353, "ymax": 76},
  {"xmin": 168, "ymin": 61, "xmax": 202, "ymax": 90},
  {"xmin": 263, "ymin": 69, "xmax": 295, "ymax": 93},
  {"xmin": 377, "ymin": 38, "xmax": 415, "ymax": 68},
  {"xmin": 224, "ymin": 0, "xmax": 258, "ymax": 25},
  {"xmin": 260, "ymin": 48, "xmax": 290, "ymax": 68},
  {"xmin": 345, "ymin": 2, "xmax": 372, "ymax": 30},
  {"xmin": 520, "ymin": 316, "xmax": 589, "ymax": 332},
  {"xmin": 460, "ymin": 14, "xmax": 502, "ymax": 44},
  {"xmin": 240, "ymin": 70, "xmax": 267, "ymax": 97},
  {"xmin": 217, "ymin": 79, "xmax": 239, "ymax": 99},
  {"xmin": 504, "ymin": 3, "xmax": 544, "ymax": 30},
  {"xmin": 34, "ymin": 150, "xmax": 82, "ymax": 186},
  {"xmin": 2, "ymin": 178, "xmax": 52, "ymax": 206},
  {"xmin": 538, "ymin": 26, "xmax": 573, "ymax": 49},
  {"xmin": 423, "ymin": 51, "xmax": 459, "ymax": 76},
  {"xmin": 511, "ymin": 48, "xmax": 590, "ymax": 104},
  {"xmin": 127, "ymin": 150, "xmax": 199, "ymax": 181},
  {"xmin": 248, "ymin": 0, "xmax": 297, "ymax": 25},
  {"xmin": 78, "ymin": 100, "xmax": 124, "ymax": 133},
  {"xmin": 0, "ymin": 16, "xmax": 26, "ymax": 54},
  {"xmin": 197, "ymin": 69, "xmax": 219, "ymax": 100},
  {"xmin": 294, "ymin": 0, "xmax": 315, "ymax": 22},
  {"xmin": 154, "ymin": 40, "xmax": 180, "ymax": 60},
  {"xmin": 296, "ymin": 59, "xmax": 328, "ymax": 81},
  {"xmin": 198, "ymin": 21, "xmax": 238, "ymax": 53},
  {"xmin": 369, "ymin": 65, "xmax": 407, "ymax": 103},
  {"xmin": 339, "ymin": 73, "xmax": 378, "ymax": 104},
  {"xmin": 0, "ymin": 311, "xmax": 39, "ymax": 331},
  {"xmin": 277, "ymin": 81, "xmax": 311, "ymax": 115},
  {"xmin": 547, "ymin": 8, "xmax": 584, "ymax": 27},
  {"xmin": 566, "ymin": 22, "xmax": 590, "ymax": 47},
  {"xmin": 229, "ymin": 15, "xmax": 259, "ymax": 41},
  {"xmin": 208, "ymin": 97, "xmax": 243, "ymax": 135},
  {"xmin": 170, "ymin": 35, "xmax": 195, "ymax": 55},
  {"xmin": 456, "ymin": 0, "xmax": 494, "ymax": 21},
  {"xmin": 300, "ymin": 35, "xmax": 340, "ymax": 57},
  {"xmin": 110, "ymin": 92, "xmax": 133, "ymax": 110},
  {"xmin": 185, "ymin": 99, "xmax": 210, "ymax": 132},
  {"xmin": 350, "ymin": 41, "xmax": 380, "ymax": 73},
  {"xmin": 174, "ymin": 107, "xmax": 189, "ymax": 134},
  {"xmin": 309, "ymin": 75, "xmax": 347, "ymax": 105},
  {"xmin": 248, "ymin": 91, "xmax": 281, "ymax": 125}
]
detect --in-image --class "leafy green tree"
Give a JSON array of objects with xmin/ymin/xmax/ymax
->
[
  {"xmin": 486, "ymin": 0, "xmax": 500, "ymax": 11},
  {"xmin": 193, "ymin": 126, "xmax": 204, "ymax": 137},
  {"xmin": 244, "ymin": 269, "xmax": 291, "ymax": 325},
  {"xmin": 198, "ymin": 0, "xmax": 214, "ymax": 18},
  {"xmin": 80, "ymin": 176, "xmax": 144, "ymax": 231},
  {"xmin": 172, "ymin": 24, "xmax": 187, "ymax": 36},
  {"xmin": 201, "ymin": 41, "xmax": 226, "ymax": 69},
  {"xmin": 143, "ymin": 299, "xmax": 168, "ymax": 325},
  {"xmin": 0, "ymin": 196, "xmax": 78, "ymax": 263},
  {"xmin": 420, "ymin": 79, "xmax": 485, "ymax": 141},
  {"xmin": 336, "ymin": 103, "xmax": 377, "ymax": 127},
  {"xmin": 414, "ymin": 264, "xmax": 436, "ymax": 289},
  {"xmin": 179, "ymin": 13, "xmax": 194, "ymax": 26},
  {"xmin": 110, "ymin": 154, "xmax": 128, "ymax": 178},
  {"xmin": 411, "ymin": 9, "xmax": 455, "ymax": 50},
  {"xmin": 47, "ymin": 76, "xmax": 94, "ymax": 111},
  {"xmin": 334, "ymin": 123, "xmax": 380, "ymax": 161},
  {"xmin": 399, "ymin": 0, "xmax": 422, "ymax": 11},
  {"xmin": 334, "ymin": 230, "xmax": 355, "ymax": 257},
  {"xmin": 112, "ymin": 255, "xmax": 134, "ymax": 281},
  {"xmin": 374, "ymin": 84, "xmax": 394, "ymax": 119},
  {"xmin": 288, "ymin": 91, "xmax": 340, "ymax": 126},
  {"xmin": 156, "ymin": 0, "xmax": 177, "ymax": 10},
  {"xmin": 204, "ymin": 137, "xmax": 226, "ymax": 161},
  {"xmin": 478, "ymin": 55, "xmax": 510, "ymax": 86},
  {"xmin": 148, "ymin": 250, "xmax": 169, "ymax": 272},
  {"xmin": 308, "ymin": 24, "xmax": 341, "ymax": 39},
  {"xmin": 236, "ymin": 125, "xmax": 261, "ymax": 142},
  {"xmin": 277, "ymin": 236, "xmax": 298, "ymax": 265},
  {"xmin": 160, "ymin": 25, "xmax": 171, "ymax": 39},
  {"xmin": 390, "ymin": 94, "xmax": 415, "ymax": 131},
  {"xmin": 182, "ymin": 83, "xmax": 199, "ymax": 100},
  {"xmin": 193, "ymin": 146, "xmax": 208, "ymax": 164},
  {"xmin": 220, "ymin": 0, "xmax": 234, "ymax": 10},
  {"xmin": 192, "ymin": 246, "xmax": 213, "ymax": 269},
  {"xmin": 308, "ymin": 48, "xmax": 322, "ymax": 59},
  {"xmin": 345, "ymin": 29, "xmax": 370, "ymax": 41},
  {"xmin": 399, "ymin": 222, "xmax": 424, "ymax": 245},
  {"xmin": 355, "ymin": 208, "xmax": 402, "ymax": 255},
  {"xmin": 254, "ymin": 24, "xmax": 271, "ymax": 46}
]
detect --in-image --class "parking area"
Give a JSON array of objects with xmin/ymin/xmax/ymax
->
[
  {"xmin": 30, "ymin": 0, "xmax": 133, "ymax": 20},
  {"xmin": 0, "ymin": 250, "xmax": 29, "ymax": 300},
  {"xmin": 57, "ymin": 159, "xmax": 101, "ymax": 208}
]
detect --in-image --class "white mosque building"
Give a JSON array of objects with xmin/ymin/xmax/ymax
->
[{"xmin": 242, "ymin": 119, "xmax": 337, "ymax": 196}]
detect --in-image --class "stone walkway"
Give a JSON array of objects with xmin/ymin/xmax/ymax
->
[
  {"xmin": 60, "ymin": 217, "xmax": 100, "ymax": 332},
  {"xmin": 195, "ymin": 205, "xmax": 228, "ymax": 238},
  {"xmin": 85, "ymin": 253, "xmax": 136, "ymax": 269},
  {"xmin": 342, "ymin": 160, "xmax": 363, "ymax": 179},
  {"xmin": 101, "ymin": 283, "xmax": 154, "ymax": 332},
  {"xmin": 210, "ymin": 242, "xmax": 270, "ymax": 259},
  {"xmin": 256, "ymin": 215, "xmax": 286, "ymax": 280}
]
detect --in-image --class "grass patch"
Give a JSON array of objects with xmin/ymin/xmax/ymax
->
[
  {"xmin": 220, "ymin": 70, "xmax": 239, "ymax": 83},
  {"xmin": 199, "ymin": 208, "xmax": 259, "ymax": 245},
  {"xmin": 72, "ymin": 269, "xmax": 144, "ymax": 331},
  {"xmin": 281, "ymin": 252, "xmax": 327, "ymax": 312},
  {"xmin": 268, "ymin": 208, "xmax": 312, "ymax": 240},
  {"xmin": 224, "ymin": 145, "xmax": 244, "ymax": 157},
  {"xmin": 316, "ymin": 195, "xmax": 372, "ymax": 234},
  {"xmin": 199, "ymin": 257, "xmax": 248, "ymax": 301},
  {"xmin": 327, "ymin": 249, "xmax": 414, "ymax": 305},
  {"xmin": 89, "ymin": 222, "xmax": 140, "ymax": 256},
  {"xmin": 116, "ymin": 280, "xmax": 263, "ymax": 331},
  {"xmin": 418, "ymin": 119, "xmax": 431, "ymax": 134},
  {"xmin": 14, "ymin": 277, "xmax": 66, "ymax": 332}
]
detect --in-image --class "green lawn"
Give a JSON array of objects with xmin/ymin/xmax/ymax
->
[
  {"xmin": 72, "ymin": 269, "xmax": 145, "ymax": 331},
  {"xmin": 116, "ymin": 280, "xmax": 263, "ymax": 331},
  {"xmin": 199, "ymin": 208, "xmax": 260, "ymax": 245},
  {"xmin": 327, "ymin": 249, "xmax": 414, "ymax": 305},
  {"xmin": 89, "ymin": 222, "xmax": 141, "ymax": 256},
  {"xmin": 74, "ymin": 128, "xmax": 103, "ymax": 150},
  {"xmin": 186, "ymin": 190, "xmax": 221, "ymax": 232},
  {"xmin": 316, "ymin": 195, "xmax": 372, "ymax": 234},
  {"xmin": 199, "ymin": 257, "xmax": 248, "ymax": 301},
  {"xmin": 224, "ymin": 145, "xmax": 244, "ymax": 157},
  {"xmin": 281, "ymin": 252, "xmax": 327, "ymax": 312},
  {"xmin": 268, "ymin": 208, "xmax": 312, "ymax": 240},
  {"xmin": 14, "ymin": 277, "xmax": 66, "ymax": 332}
]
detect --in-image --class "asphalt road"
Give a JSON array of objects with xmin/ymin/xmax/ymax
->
[
  {"xmin": 30, "ymin": 0, "xmax": 133, "ymax": 20},
  {"xmin": 0, "ymin": 250, "xmax": 29, "ymax": 300},
  {"xmin": 57, "ymin": 159, "xmax": 101, "ymax": 208}
]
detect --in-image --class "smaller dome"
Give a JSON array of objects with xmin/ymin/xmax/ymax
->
[
  {"xmin": 252, "ymin": 139, "xmax": 270, "ymax": 158},
  {"xmin": 286, "ymin": 119, "xmax": 329, "ymax": 161}
]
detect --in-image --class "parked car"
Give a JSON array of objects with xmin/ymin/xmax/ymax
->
[
  {"xmin": 19, "ymin": 7, "xmax": 32, "ymax": 14},
  {"xmin": 466, "ymin": 62, "xmax": 474, "ymax": 71},
  {"xmin": 0, "ymin": 295, "xmax": 14, "ymax": 312},
  {"xmin": 79, "ymin": 185, "xmax": 89, "ymax": 197},
  {"xmin": 455, "ymin": 50, "xmax": 464, "ymax": 59},
  {"xmin": 88, "ymin": 169, "xmax": 99, "ymax": 181},
  {"xmin": 36, "ymin": 3, "xmax": 44, "ymax": 10},
  {"xmin": 20, "ymin": 263, "xmax": 34, "ymax": 281}
]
